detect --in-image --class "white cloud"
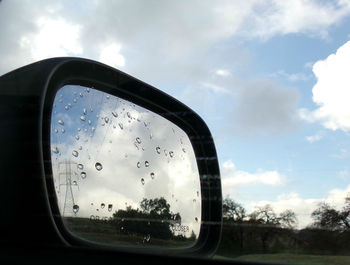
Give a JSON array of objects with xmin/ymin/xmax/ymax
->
[
  {"xmin": 215, "ymin": 69, "xmax": 231, "ymax": 77},
  {"xmin": 300, "ymin": 40, "xmax": 350, "ymax": 131},
  {"xmin": 221, "ymin": 160, "xmax": 284, "ymax": 196},
  {"xmin": 246, "ymin": 185, "xmax": 350, "ymax": 228},
  {"xmin": 274, "ymin": 70, "xmax": 312, "ymax": 82},
  {"xmin": 305, "ymin": 133, "xmax": 322, "ymax": 143},
  {"xmin": 98, "ymin": 43, "xmax": 125, "ymax": 68},
  {"xmin": 20, "ymin": 17, "xmax": 83, "ymax": 61}
]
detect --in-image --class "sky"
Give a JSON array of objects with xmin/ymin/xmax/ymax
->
[{"xmin": 2, "ymin": 0, "xmax": 350, "ymax": 229}]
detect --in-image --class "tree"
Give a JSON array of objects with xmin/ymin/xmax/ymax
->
[
  {"xmin": 311, "ymin": 195, "xmax": 350, "ymax": 231},
  {"xmin": 249, "ymin": 205, "xmax": 297, "ymax": 252},
  {"xmin": 111, "ymin": 197, "xmax": 181, "ymax": 241},
  {"xmin": 222, "ymin": 197, "xmax": 246, "ymax": 222}
]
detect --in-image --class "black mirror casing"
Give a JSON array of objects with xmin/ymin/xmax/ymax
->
[{"xmin": 0, "ymin": 58, "xmax": 222, "ymax": 258}]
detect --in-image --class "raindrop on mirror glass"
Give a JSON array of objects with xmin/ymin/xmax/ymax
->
[
  {"xmin": 136, "ymin": 137, "xmax": 141, "ymax": 144},
  {"xmin": 104, "ymin": 117, "xmax": 109, "ymax": 123},
  {"xmin": 64, "ymin": 105, "xmax": 69, "ymax": 110},
  {"xmin": 81, "ymin": 172, "xmax": 86, "ymax": 179},
  {"xmin": 137, "ymin": 162, "xmax": 141, "ymax": 168},
  {"xmin": 119, "ymin": 123, "xmax": 123, "ymax": 130},
  {"xmin": 73, "ymin": 204, "xmax": 79, "ymax": 214},
  {"xmin": 77, "ymin": 164, "xmax": 84, "ymax": 170},
  {"xmin": 79, "ymin": 92, "xmax": 83, "ymax": 97},
  {"xmin": 80, "ymin": 116, "xmax": 86, "ymax": 121},
  {"xmin": 95, "ymin": 162, "xmax": 103, "ymax": 171},
  {"xmin": 101, "ymin": 203, "xmax": 105, "ymax": 209},
  {"xmin": 73, "ymin": 98, "xmax": 77, "ymax": 103},
  {"xmin": 112, "ymin": 111, "xmax": 118, "ymax": 118},
  {"xmin": 195, "ymin": 217, "xmax": 198, "ymax": 222},
  {"xmin": 75, "ymin": 135, "xmax": 80, "ymax": 140},
  {"xmin": 141, "ymin": 178, "xmax": 145, "ymax": 185},
  {"xmin": 54, "ymin": 129, "xmax": 58, "ymax": 134},
  {"xmin": 169, "ymin": 151, "xmax": 174, "ymax": 158},
  {"xmin": 79, "ymin": 146, "xmax": 82, "ymax": 150},
  {"xmin": 83, "ymin": 108, "xmax": 87, "ymax": 115},
  {"xmin": 61, "ymin": 128, "xmax": 65, "ymax": 133},
  {"xmin": 72, "ymin": 150, "xmax": 78, "ymax": 157},
  {"xmin": 108, "ymin": 204, "xmax": 113, "ymax": 212},
  {"xmin": 106, "ymin": 95, "xmax": 110, "ymax": 99},
  {"xmin": 58, "ymin": 120, "xmax": 64, "ymax": 125},
  {"xmin": 127, "ymin": 112, "xmax": 131, "ymax": 119},
  {"xmin": 145, "ymin": 161, "xmax": 149, "ymax": 167},
  {"xmin": 88, "ymin": 120, "xmax": 92, "ymax": 125},
  {"xmin": 52, "ymin": 147, "xmax": 59, "ymax": 154},
  {"xmin": 182, "ymin": 148, "xmax": 186, "ymax": 153},
  {"xmin": 86, "ymin": 87, "xmax": 90, "ymax": 93},
  {"xmin": 156, "ymin": 147, "xmax": 161, "ymax": 154},
  {"xmin": 77, "ymin": 127, "xmax": 81, "ymax": 131},
  {"xmin": 72, "ymin": 181, "xmax": 77, "ymax": 185},
  {"xmin": 150, "ymin": 172, "xmax": 155, "ymax": 179}
]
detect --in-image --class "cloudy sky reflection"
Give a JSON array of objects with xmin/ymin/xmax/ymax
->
[{"xmin": 51, "ymin": 85, "xmax": 201, "ymax": 237}]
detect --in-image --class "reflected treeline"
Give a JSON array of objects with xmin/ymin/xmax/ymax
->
[
  {"xmin": 217, "ymin": 196, "xmax": 350, "ymax": 257},
  {"xmin": 64, "ymin": 197, "xmax": 196, "ymax": 246}
]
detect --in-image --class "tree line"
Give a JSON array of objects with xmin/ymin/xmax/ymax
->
[{"xmin": 217, "ymin": 195, "xmax": 350, "ymax": 257}]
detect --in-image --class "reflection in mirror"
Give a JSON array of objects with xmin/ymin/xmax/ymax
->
[{"xmin": 50, "ymin": 85, "xmax": 201, "ymax": 248}]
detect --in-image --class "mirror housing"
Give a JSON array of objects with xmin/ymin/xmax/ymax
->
[{"xmin": 0, "ymin": 57, "xmax": 222, "ymax": 257}]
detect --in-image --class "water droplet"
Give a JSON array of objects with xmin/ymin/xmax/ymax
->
[
  {"xmin": 193, "ymin": 199, "xmax": 196, "ymax": 203},
  {"xmin": 119, "ymin": 123, "xmax": 123, "ymax": 130},
  {"xmin": 61, "ymin": 128, "xmax": 65, "ymax": 133},
  {"xmin": 79, "ymin": 92, "xmax": 83, "ymax": 97},
  {"xmin": 52, "ymin": 147, "xmax": 59, "ymax": 154},
  {"xmin": 95, "ymin": 162, "xmax": 103, "ymax": 171},
  {"xmin": 88, "ymin": 120, "xmax": 92, "ymax": 125},
  {"xmin": 182, "ymin": 148, "xmax": 186, "ymax": 153},
  {"xmin": 77, "ymin": 164, "xmax": 84, "ymax": 170},
  {"xmin": 104, "ymin": 117, "xmax": 109, "ymax": 123},
  {"xmin": 91, "ymin": 127, "xmax": 95, "ymax": 132},
  {"xmin": 73, "ymin": 181, "xmax": 77, "ymax": 185},
  {"xmin": 141, "ymin": 178, "xmax": 145, "ymax": 185},
  {"xmin": 127, "ymin": 112, "xmax": 131, "ymax": 118},
  {"xmin": 150, "ymin": 172, "xmax": 155, "ymax": 179},
  {"xmin": 169, "ymin": 151, "xmax": 174, "ymax": 158},
  {"xmin": 112, "ymin": 111, "xmax": 118, "ymax": 118},
  {"xmin": 77, "ymin": 127, "xmax": 81, "ymax": 131},
  {"xmin": 106, "ymin": 95, "xmax": 110, "ymax": 99},
  {"xmin": 137, "ymin": 162, "xmax": 141, "ymax": 168},
  {"xmin": 81, "ymin": 172, "xmax": 86, "ymax": 179},
  {"xmin": 64, "ymin": 105, "xmax": 69, "ymax": 110},
  {"xmin": 108, "ymin": 204, "xmax": 113, "ymax": 212},
  {"xmin": 58, "ymin": 120, "xmax": 64, "ymax": 125},
  {"xmin": 156, "ymin": 147, "xmax": 161, "ymax": 154},
  {"xmin": 101, "ymin": 203, "xmax": 105, "ymax": 209},
  {"xmin": 195, "ymin": 217, "xmax": 198, "ymax": 222},
  {"xmin": 73, "ymin": 98, "xmax": 77, "ymax": 103},
  {"xmin": 80, "ymin": 116, "xmax": 86, "ymax": 121},
  {"xmin": 73, "ymin": 204, "xmax": 79, "ymax": 214},
  {"xmin": 79, "ymin": 146, "xmax": 82, "ymax": 150},
  {"xmin": 90, "ymin": 215, "xmax": 95, "ymax": 220},
  {"xmin": 83, "ymin": 108, "xmax": 87, "ymax": 115},
  {"xmin": 54, "ymin": 129, "xmax": 58, "ymax": 134},
  {"xmin": 145, "ymin": 161, "xmax": 149, "ymax": 167},
  {"xmin": 86, "ymin": 87, "xmax": 90, "ymax": 93},
  {"xmin": 72, "ymin": 150, "xmax": 78, "ymax": 157},
  {"xmin": 136, "ymin": 137, "xmax": 141, "ymax": 144},
  {"xmin": 75, "ymin": 135, "xmax": 80, "ymax": 140},
  {"xmin": 164, "ymin": 149, "xmax": 168, "ymax": 156}
]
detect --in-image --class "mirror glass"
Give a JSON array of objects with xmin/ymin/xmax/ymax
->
[{"xmin": 50, "ymin": 85, "xmax": 201, "ymax": 248}]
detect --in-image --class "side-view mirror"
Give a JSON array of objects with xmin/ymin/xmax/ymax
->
[{"xmin": 0, "ymin": 57, "xmax": 221, "ymax": 257}]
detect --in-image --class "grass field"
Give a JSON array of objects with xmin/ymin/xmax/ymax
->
[{"xmin": 215, "ymin": 253, "xmax": 350, "ymax": 265}]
